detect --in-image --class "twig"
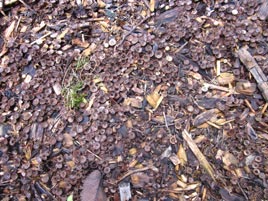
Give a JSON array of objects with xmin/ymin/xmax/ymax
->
[
  {"xmin": 237, "ymin": 181, "xmax": 249, "ymax": 200},
  {"xmin": 163, "ymin": 111, "xmax": 170, "ymax": 133},
  {"xmin": 87, "ymin": 149, "xmax": 102, "ymax": 160},
  {"xmin": 117, "ymin": 165, "xmax": 157, "ymax": 183},
  {"xmin": 30, "ymin": 32, "xmax": 51, "ymax": 45},
  {"xmin": 115, "ymin": 15, "xmax": 151, "ymax": 50}
]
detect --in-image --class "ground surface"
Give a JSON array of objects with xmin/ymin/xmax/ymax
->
[{"xmin": 1, "ymin": 0, "xmax": 268, "ymax": 200}]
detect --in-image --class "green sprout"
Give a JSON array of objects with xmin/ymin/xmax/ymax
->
[
  {"xmin": 76, "ymin": 56, "xmax": 89, "ymax": 70},
  {"xmin": 62, "ymin": 80, "xmax": 87, "ymax": 109}
]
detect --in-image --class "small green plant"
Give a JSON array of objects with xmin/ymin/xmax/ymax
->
[
  {"xmin": 62, "ymin": 80, "xmax": 87, "ymax": 109},
  {"xmin": 76, "ymin": 56, "xmax": 89, "ymax": 70}
]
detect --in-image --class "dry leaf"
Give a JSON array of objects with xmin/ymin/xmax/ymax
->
[
  {"xmin": 57, "ymin": 28, "xmax": 69, "ymax": 40},
  {"xmin": 123, "ymin": 97, "xmax": 143, "ymax": 108},
  {"xmin": 222, "ymin": 151, "xmax": 239, "ymax": 167},
  {"xmin": 177, "ymin": 144, "xmax": 187, "ymax": 166},
  {"xmin": 217, "ymin": 72, "xmax": 235, "ymax": 86},
  {"xmin": 72, "ymin": 38, "xmax": 89, "ymax": 48},
  {"xmin": 182, "ymin": 130, "xmax": 215, "ymax": 181},
  {"xmin": 131, "ymin": 172, "xmax": 150, "ymax": 188},
  {"xmin": 83, "ymin": 43, "xmax": 97, "ymax": 56},
  {"xmin": 63, "ymin": 133, "xmax": 73, "ymax": 147},
  {"xmin": 146, "ymin": 85, "xmax": 163, "ymax": 110},
  {"xmin": 4, "ymin": 20, "xmax": 16, "ymax": 40},
  {"xmin": 235, "ymin": 81, "xmax": 256, "ymax": 95},
  {"xmin": 81, "ymin": 170, "xmax": 107, "ymax": 201}
]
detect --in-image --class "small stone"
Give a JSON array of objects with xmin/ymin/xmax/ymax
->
[
  {"xmin": 108, "ymin": 38, "xmax": 116, "ymax": 46},
  {"xmin": 166, "ymin": 55, "xmax": 173, "ymax": 62},
  {"xmin": 231, "ymin": 9, "xmax": 238, "ymax": 15}
]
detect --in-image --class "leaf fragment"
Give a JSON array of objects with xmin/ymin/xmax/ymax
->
[{"xmin": 146, "ymin": 85, "xmax": 163, "ymax": 110}]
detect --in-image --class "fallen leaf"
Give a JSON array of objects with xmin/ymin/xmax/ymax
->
[
  {"xmin": 72, "ymin": 38, "xmax": 89, "ymax": 48},
  {"xmin": 57, "ymin": 28, "xmax": 69, "ymax": 40},
  {"xmin": 81, "ymin": 170, "xmax": 107, "ymax": 201},
  {"xmin": 217, "ymin": 72, "xmax": 235, "ymax": 86},
  {"xmin": 222, "ymin": 151, "xmax": 239, "ymax": 167},
  {"xmin": 83, "ymin": 43, "xmax": 97, "ymax": 56},
  {"xmin": 182, "ymin": 130, "xmax": 215, "ymax": 181},
  {"xmin": 177, "ymin": 144, "xmax": 187, "ymax": 166},
  {"xmin": 4, "ymin": 20, "xmax": 16, "ymax": 40},
  {"xmin": 146, "ymin": 85, "xmax": 163, "ymax": 110},
  {"xmin": 123, "ymin": 97, "xmax": 143, "ymax": 108}
]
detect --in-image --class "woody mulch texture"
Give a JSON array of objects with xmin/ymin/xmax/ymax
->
[{"xmin": 1, "ymin": 0, "xmax": 268, "ymax": 200}]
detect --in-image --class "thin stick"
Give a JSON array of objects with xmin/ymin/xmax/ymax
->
[
  {"xmin": 237, "ymin": 181, "xmax": 249, "ymax": 200},
  {"xmin": 15, "ymin": 16, "xmax": 21, "ymax": 32},
  {"xmin": 87, "ymin": 149, "xmax": 102, "ymax": 160},
  {"xmin": 115, "ymin": 15, "xmax": 151, "ymax": 49},
  {"xmin": 117, "ymin": 166, "xmax": 150, "ymax": 183},
  {"xmin": 30, "ymin": 32, "xmax": 51, "ymax": 45}
]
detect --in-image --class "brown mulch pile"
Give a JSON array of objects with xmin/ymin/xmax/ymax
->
[{"xmin": 1, "ymin": 0, "xmax": 268, "ymax": 200}]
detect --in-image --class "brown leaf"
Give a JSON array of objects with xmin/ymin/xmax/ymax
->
[
  {"xmin": 72, "ymin": 38, "xmax": 89, "ymax": 48},
  {"xmin": 217, "ymin": 72, "xmax": 235, "ymax": 86},
  {"xmin": 81, "ymin": 170, "xmax": 107, "ymax": 201}
]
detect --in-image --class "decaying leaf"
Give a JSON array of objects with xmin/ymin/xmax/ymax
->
[
  {"xmin": 81, "ymin": 170, "xmax": 107, "ymax": 201},
  {"xmin": 177, "ymin": 144, "xmax": 187, "ymax": 166},
  {"xmin": 4, "ymin": 20, "xmax": 16, "ymax": 40},
  {"xmin": 182, "ymin": 130, "xmax": 215, "ymax": 181},
  {"xmin": 217, "ymin": 72, "xmax": 235, "ymax": 86},
  {"xmin": 72, "ymin": 38, "xmax": 89, "ymax": 48},
  {"xmin": 193, "ymin": 109, "xmax": 220, "ymax": 127},
  {"xmin": 83, "ymin": 43, "xmax": 97, "ymax": 56},
  {"xmin": 63, "ymin": 133, "xmax": 73, "ymax": 147},
  {"xmin": 131, "ymin": 172, "xmax": 150, "ymax": 188},
  {"xmin": 93, "ymin": 77, "xmax": 108, "ymax": 93},
  {"xmin": 196, "ymin": 98, "xmax": 222, "ymax": 109},
  {"xmin": 222, "ymin": 151, "xmax": 239, "ymax": 168},
  {"xmin": 57, "ymin": 28, "xmax": 69, "ymax": 40},
  {"xmin": 235, "ymin": 81, "xmax": 256, "ymax": 95},
  {"xmin": 146, "ymin": 85, "xmax": 163, "ymax": 110},
  {"xmin": 123, "ymin": 97, "xmax": 143, "ymax": 108}
]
